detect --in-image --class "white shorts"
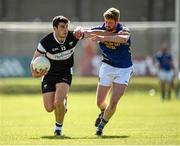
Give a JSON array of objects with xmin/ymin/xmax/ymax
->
[
  {"xmin": 158, "ymin": 69, "xmax": 174, "ymax": 83},
  {"xmin": 98, "ymin": 63, "xmax": 133, "ymax": 86}
]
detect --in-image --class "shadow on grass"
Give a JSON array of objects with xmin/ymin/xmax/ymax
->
[{"xmin": 40, "ymin": 135, "xmax": 129, "ymax": 140}]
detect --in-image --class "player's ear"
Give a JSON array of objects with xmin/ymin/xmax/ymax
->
[
  {"xmin": 115, "ymin": 21, "xmax": 119, "ymax": 26},
  {"xmin": 53, "ymin": 26, "xmax": 57, "ymax": 31}
]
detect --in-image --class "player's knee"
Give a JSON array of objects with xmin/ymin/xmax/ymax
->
[
  {"xmin": 54, "ymin": 98, "xmax": 64, "ymax": 107},
  {"xmin": 97, "ymin": 100, "xmax": 104, "ymax": 108},
  {"xmin": 109, "ymin": 100, "xmax": 118, "ymax": 109},
  {"xmin": 45, "ymin": 106, "xmax": 54, "ymax": 112},
  {"xmin": 118, "ymin": 92, "xmax": 124, "ymax": 98}
]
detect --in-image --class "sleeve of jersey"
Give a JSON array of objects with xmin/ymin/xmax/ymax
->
[
  {"xmin": 118, "ymin": 26, "xmax": 130, "ymax": 34},
  {"xmin": 118, "ymin": 25, "xmax": 131, "ymax": 42},
  {"xmin": 37, "ymin": 42, "xmax": 46, "ymax": 54},
  {"xmin": 155, "ymin": 54, "xmax": 160, "ymax": 62},
  {"xmin": 121, "ymin": 25, "xmax": 130, "ymax": 32},
  {"xmin": 169, "ymin": 54, "xmax": 173, "ymax": 61}
]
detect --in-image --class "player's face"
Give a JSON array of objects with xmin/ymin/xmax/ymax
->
[
  {"xmin": 55, "ymin": 22, "xmax": 68, "ymax": 38},
  {"xmin": 104, "ymin": 18, "xmax": 117, "ymax": 31},
  {"xmin": 161, "ymin": 47, "xmax": 168, "ymax": 53}
]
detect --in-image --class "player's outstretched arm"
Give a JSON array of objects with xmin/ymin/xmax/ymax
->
[
  {"xmin": 73, "ymin": 26, "xmax": 130, "ymax": 43},
  {"xmin": 90, "ymin": 33, "xmax": 129, "ymax": 43},
  {"xmin": 73, "ymin": 26, "xmax": 115, "ymax": 39}
]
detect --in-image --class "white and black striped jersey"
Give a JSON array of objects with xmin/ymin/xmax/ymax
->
[{"xmin": 37, "ymin": 31, "xmax": 79, "ymax": 75}]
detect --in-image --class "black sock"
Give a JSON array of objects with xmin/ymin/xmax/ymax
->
[{"xmin": 55, "ymin": 122, "xmax": 62, "ymax": 127}]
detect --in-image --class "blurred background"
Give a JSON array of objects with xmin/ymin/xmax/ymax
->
[{"xmin": 0, "ymin": 0, "xmax": 179, "ymax": 77}]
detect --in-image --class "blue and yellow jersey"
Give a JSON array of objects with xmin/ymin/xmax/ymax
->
[{"xmin": 92, "ymin": 23, "xmax": 132, "ymax": 68}]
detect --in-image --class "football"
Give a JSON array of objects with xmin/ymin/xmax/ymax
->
[{"xmin": 32, "ymin": 56, "xmax": 50, "ymax": 72}]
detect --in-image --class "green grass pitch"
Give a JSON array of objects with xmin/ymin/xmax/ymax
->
[{"xmin": 0, "ymin": 77, "xmax": 180, "ymax": 145}]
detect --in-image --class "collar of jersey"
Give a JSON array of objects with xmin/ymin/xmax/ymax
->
[{"xmin": 53, "ymin": 32, "xmax": 66, "ymax": 44}]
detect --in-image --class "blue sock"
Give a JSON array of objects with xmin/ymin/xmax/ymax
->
[{"xmin": 98, "ymin": 118, "xmax": 108, "ymax": 130}]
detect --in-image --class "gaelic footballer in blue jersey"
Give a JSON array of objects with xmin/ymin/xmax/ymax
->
[
  {"xmin": 74, "ymin": 7, "xmax": 133, "ymax": 136},
  {"xmin": 155, "ymin": 46, "xmax": 175, "ymax": 100},
  {"xmin": 30, "ymin": 16, "xmax": 80, "ymax": 137}
]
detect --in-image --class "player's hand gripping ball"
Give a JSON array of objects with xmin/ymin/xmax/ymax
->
[{"xmin": 32, "ymin": 56, "xmax": 50, "ymax": 72}]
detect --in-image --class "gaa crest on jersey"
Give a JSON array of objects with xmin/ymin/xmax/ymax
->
[
  {"xmin": 43, "ymin": 84, "xmax": 48, "ymax": 89},
  {"xmin": 69, "ymin": 42, "xmax": 73, "ymax": 46}
]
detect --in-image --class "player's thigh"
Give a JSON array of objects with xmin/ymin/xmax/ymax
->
[
  {"xmin": 110, "ymin": 83, "xmax": 127, "ymax": 104},
  {"xmin": 96, "ymin": 84, "xmax": 111, "ymax": 103},
  {"xmin": 55, "ymin": 83, "xmax": 70, "ymax": 104},
  {"xmin": 99, "ymin": 63, "xmax": 114, "ymax": 86},
  {"xmin": 159, "ymin": 70, "xmax": 167, "ymax": 82},
  {"xmin": 167, "ymin": 70, "xmax": 174, "ymax": 83},
  {"xmin": 43, "ymin": 92, "xmax": 55, "ymax": 112},
  {"xmin": 41, "ymin": 80, "xmax": 56, "ymax": 112},
  {"xmin": 114, "ymin": 66, "xmax": 133, "ymax": 85}
]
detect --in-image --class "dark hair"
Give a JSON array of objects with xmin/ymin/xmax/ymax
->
[{"xmin": 52, "ymin": 16, "xmax": 69, "ymax": 27}]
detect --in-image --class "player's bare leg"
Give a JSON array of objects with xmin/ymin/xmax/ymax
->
[
  {"xmin": 167, "ymin": 81, "xmax": 173, "ymax": 100},
  {"xmin": 96, "ymin": 84, "xmax": 111, "ymax": 109},
  {"xmin": 104, "ymin": 84, "xmax": 126, "ymax": 120},
  {"xmin": 160, "ymin": 81, "xmax": 166, "ymax": 100},
  {"xmin": 95, "ymin": 84, "xmax": 111, "ymax": 127},
  {"xmin": 96, "ymin": 83, "xmax": 127, "ymax": 136},
  {"xmin": 54, "ymin": 83, "xmax": 69, "ymax": 136},
  {"xmin": 43, "ymin": 92, "xmax": 55, "ymax": 112}
]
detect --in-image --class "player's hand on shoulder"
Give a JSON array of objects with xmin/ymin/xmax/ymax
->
[{"xmin": 73, "ymin": 26, "xmax": 84, "ymax": 39}]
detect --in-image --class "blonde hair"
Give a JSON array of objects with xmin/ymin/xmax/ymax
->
[{"xmin": 103, "ymin": 7, "xmax": 120, "ymax": 21}]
